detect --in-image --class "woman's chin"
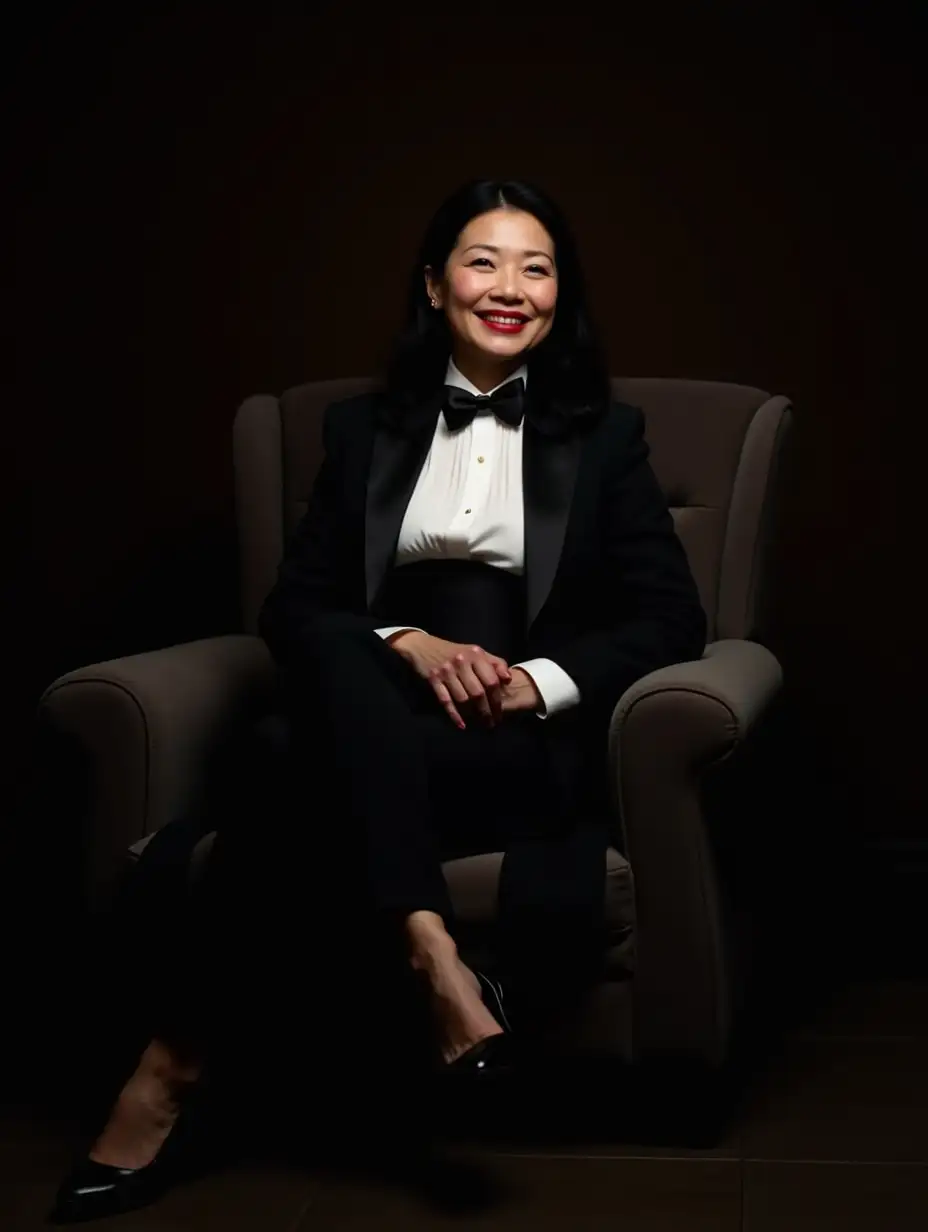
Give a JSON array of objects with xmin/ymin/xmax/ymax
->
[{"xmin": 469, "ymin": 337, "xmax": 532, "ymax": 364}]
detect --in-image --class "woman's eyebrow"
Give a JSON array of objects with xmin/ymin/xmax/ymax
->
[{"xmin": 461, "ymin": 244, "xmax": 554, "ymax": 260}]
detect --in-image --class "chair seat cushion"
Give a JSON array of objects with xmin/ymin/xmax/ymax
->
[{"xmin": 442, "ymin": 846, "xmax": 635, "ymax": 977}]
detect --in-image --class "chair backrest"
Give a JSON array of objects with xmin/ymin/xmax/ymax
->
[{"xmin": 233, "ymin": 377, "xmax": 792, "ymax": 644}]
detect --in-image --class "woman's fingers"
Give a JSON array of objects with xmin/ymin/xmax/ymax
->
[
  {"xmin": 489, "ymin": 656, "xmax": 512, "ymax": 683},
  {"xmin": 429, "ymin": 659, "xmax": 495, "ymax": 728},
  {"xmin": 455, "ymin": 655, "xmax": 503, "ymax": 727},
  {"xmin": 424, "ymin": 646, "xmax": 512, "ymax": 729},
  {"xmin": 428, "ymin": 671, "xmax": 466, "ymax": 729},
  {"xmin": 471, "ymin": 658, "xmax": 504, "ymax": 725}
]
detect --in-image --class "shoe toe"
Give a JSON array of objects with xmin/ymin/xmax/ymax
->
[
  {"xmin": 444, "ymin": 1032, "xmax": 515, "ymax": 1078},
  {"xmin": 49, "ymin": 1159, "xmax": 159, "ymax": 1224}
]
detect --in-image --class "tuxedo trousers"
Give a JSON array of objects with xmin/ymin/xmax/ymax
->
[{"xmin": 127, "ymin": 562, "xmax": 610, "ymax": 1056}]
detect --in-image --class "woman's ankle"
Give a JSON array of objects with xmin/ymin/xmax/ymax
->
[
  {"xmin": 406, "ymin": 910, "xmax": 452, "ymax": 945},
  {"xmin": 138, "ymin": 1039, "xmax": 201, "ymax": 1088},
  {"xmin": 406, "ymin": 915, "xmax": 457, "ymax": 974},
  {"xmin": 405, "ymin": 909, "xmax": 449, "ymax": 939}
]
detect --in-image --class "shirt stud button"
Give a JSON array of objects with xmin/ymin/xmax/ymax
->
[
  {"xmin": 477, "ymin": 455, "xmax": 485, "ymax": 463},
  {"xmin": 465, "ymin": 508, "xmax": 472, "ymax": 514}
]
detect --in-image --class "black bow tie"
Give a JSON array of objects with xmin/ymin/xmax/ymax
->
[{"xmin": 442, "ymin": 378, "xmax": 525, "ymax": 432}]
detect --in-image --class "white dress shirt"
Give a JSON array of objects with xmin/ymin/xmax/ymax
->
[{"xmin": 374, "ymin": 359, "xmax": 582, "ymax": 719}]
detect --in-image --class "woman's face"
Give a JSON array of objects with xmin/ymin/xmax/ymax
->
[{"xmin": 427, "ymin": 208, "xmax": 558, "ymax": 371}]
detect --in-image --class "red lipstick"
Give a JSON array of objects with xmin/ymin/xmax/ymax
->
[{"xmin": 476, "ymin": 311, "xmax": 530, "ymax": 334}]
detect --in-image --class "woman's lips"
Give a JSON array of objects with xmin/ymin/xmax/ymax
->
[{"xmin": 477, "ymin": 314, "xmax": 529, "ymax": 334}]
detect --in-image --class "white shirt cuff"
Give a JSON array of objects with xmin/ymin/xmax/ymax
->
[
  {"xmin": 375, "ymin": 626, "xmax": 427, "ymax": 642},
  {"xmin": 511, "ymin": 658, "xmax": 582, "ymax": 719}
]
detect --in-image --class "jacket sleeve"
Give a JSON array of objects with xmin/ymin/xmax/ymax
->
[
  {"xmin": 549, "ymin": 406, "xmax": 708, "ymax": 723},
  {"xmin": 258, "ymin": 402, "xmax": 384, "ymax": 667}
]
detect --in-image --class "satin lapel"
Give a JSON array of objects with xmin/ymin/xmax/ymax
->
[
  {"xmin": 523, "ymin": 418, "xmax": 583, "ymax": 631},
  {"xmin": 365, "ymin": 394, "xmax": 443, "ymax": 611}
]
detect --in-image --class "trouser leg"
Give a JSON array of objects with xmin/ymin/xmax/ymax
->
[{"xmin": 283, "ymin": 617, "xmax": 455, "ymax": 926}]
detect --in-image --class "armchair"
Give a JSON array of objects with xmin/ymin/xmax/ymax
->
[{"xmin": 39, "ymin": 377, "xmax": 791, "ymax": 1069}]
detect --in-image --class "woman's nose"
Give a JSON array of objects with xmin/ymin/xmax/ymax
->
[{"xmin": 493, "ymin": 270, "xmax": 522, "ymax": 300}]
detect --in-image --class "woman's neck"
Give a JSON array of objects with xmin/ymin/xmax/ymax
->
[{"xmin": 451, "ymin": 349, "xmax": 523, "ymax": 395}]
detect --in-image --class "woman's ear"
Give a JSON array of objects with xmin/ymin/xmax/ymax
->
[{"xmin": 424, "ymin": 266, "xmax": 442, "ymax": 309}]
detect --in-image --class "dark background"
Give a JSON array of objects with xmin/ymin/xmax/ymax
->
[{"xmin": 5, "ymin": 6, "xmax": 924, "ymax": 871}]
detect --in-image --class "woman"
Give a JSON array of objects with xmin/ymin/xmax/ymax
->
[{"xmin": 51, "ymin": 178, "xmax": 707, "ymax": 1222}]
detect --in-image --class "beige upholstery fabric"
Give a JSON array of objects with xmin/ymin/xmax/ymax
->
[
  {"xmin": 41, "ymin": 636, "xmax": 276, "ymax": 907},
  {"xmin": 608, "ymin": 638, "xmax": 783, "ymax": 1059}
]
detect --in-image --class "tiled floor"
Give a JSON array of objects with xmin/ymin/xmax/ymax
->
[{"xmin": 3, "ymin": 978, "xmax": 928, "ymax": 1230}]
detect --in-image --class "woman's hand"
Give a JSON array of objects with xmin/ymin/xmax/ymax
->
[
  {"xmin": 388, "ymin": 631, "xmax": 513, "ymax": 729},
  {"xmin": 498, "ymin": 668, "xmax": 543, "ymax": 716}
]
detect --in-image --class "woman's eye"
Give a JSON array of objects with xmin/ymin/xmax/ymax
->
[{"xmin": 469, "ymin": 257, "xmax": 550, "ymax": 275}]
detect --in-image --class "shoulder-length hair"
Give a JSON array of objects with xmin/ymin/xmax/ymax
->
[{"xmin": 379, "ymin": 179, "xmax": 612, "ymax": 433}]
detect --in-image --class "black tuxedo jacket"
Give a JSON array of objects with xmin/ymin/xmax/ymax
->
[{"xmin": 259, "ymin": 385, "xmax": 707, "ymax": 733}]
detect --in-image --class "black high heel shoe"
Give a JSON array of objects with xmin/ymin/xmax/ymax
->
[
  {"xmin": 443, "ymin": 971, "xmax": 516, "ymax": 1078},
  {"xmin": 475, "ymin": 970, "xmax": 512, "ymax": 1034},
  {"xmin": 49, "ymin": 1156, "xmax": 173, "ymax": 1225},
  {"xmin": 48, "ymin": 1084, "xmax": 207, "ymax": 1225}
]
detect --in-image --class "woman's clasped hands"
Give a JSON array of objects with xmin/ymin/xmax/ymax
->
[{"xmin": 388, "ymin": 631, "xmax": 541, "ymax": 728}]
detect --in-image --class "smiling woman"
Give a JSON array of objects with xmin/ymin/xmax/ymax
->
[
  {"xmin": 383, "ymin": 178, "xmax": 612, "ymax": 430},
  {"xmin": 50, "ymin": 178, "xmax": 708, "ymax": 1226},
  {"xmin": 425, "ymin": 209, "xmax": 559, "ymax": 389}
]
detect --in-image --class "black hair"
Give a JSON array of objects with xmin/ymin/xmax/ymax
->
[{"xmin": 379, "ymin": 179, "xmax": 611, "ymax": 433}]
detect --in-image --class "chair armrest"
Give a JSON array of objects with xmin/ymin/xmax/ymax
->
[
  {"xmin": 608, "ymin": 638, "xmax": 783, "ymax": 1065},
  {"xmin": 612, "ymin": 638, "xmax": 783, "ymax": 761},
  {"xmin": 38, "ymin": 634, "xmax": 276, "ymax": 907}
]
